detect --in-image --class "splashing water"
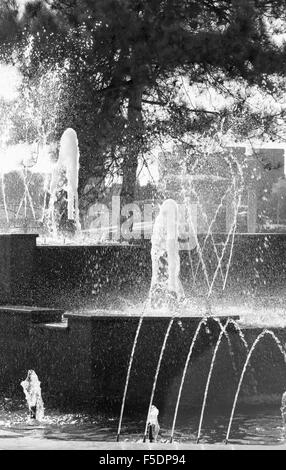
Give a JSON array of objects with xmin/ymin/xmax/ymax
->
[
  {"xmin": 170, "ymin": 318, "xmax": 207, "ymax": 442},
  {"xmin": 224, "ymin": 318, "xmax": 258, "ymax": 393},
  {"xmin": 212, "ymin": 316, "xmax": 250, "ymax": 377},
  {"xmin": 225, "ymin": 330, "xmax": 286, "ymax": 443},
  {"xmin": 21, "ymin": 370, "xmax": 44, "ymax": 422},
  {"xmin": 0, "ymin": 173, "xmax": 9, "ymax": 223},
  {"xmin": 196, "ymin": 319, "xmax": 231, "ymax": 443},
  {"xmin": 143, "ymin": 317, "xmax": 175, "ymax": 442},
  {"xmin": 178, "ymin": 141, "xmax": 244, "ymax": 300},
  {"xmin": 116, "ymin": 304, "xmax": 147, "ymax": 442},
  {"xmin": 49, "ymin": 128, "xmax": 81, "ymax": 236},
  {"xmin": 118, "ymin": 200, "xmax": 186, "ymax": 442},
  {"xmin": 0, "ymin": 36, "xmax": 68, "ymax": 234},
  {"xmin": 146, "ymin": 405, "xmax": 160, "ymax": 443},
  {"xmin": 16, "ymin": 167, "xmax": 36, "ymax": 221},
  {"xmin": 281, "ymin": 391, "xmax": 286, "ymax": 428},
  {"xmin": 150, "ymin": 199, "xmax": 185, "ymax": 309},
  {"xmin": 169, "ymin": 315, "xmax": 252, "ymax": 443}
]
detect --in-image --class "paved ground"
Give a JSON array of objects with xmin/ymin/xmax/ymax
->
[{"xmin": 0, "ymin": 437, "xmax": 284, "ymax": 450}]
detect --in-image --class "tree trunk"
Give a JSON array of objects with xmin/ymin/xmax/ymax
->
[
  {"xmin": 78, "ymin": 82, "xmax": 124, "ymax": 212},
  {"xmin": 120, "ymin": 84, "xmax": 144, "ymax": 207},
  {"xmin": 78, "ymin": 45, "xmax": 129, "ymax": 208}
]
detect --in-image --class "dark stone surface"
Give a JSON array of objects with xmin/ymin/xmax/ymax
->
[
  {"xmin": 1, "ymin": 232, "xmax": 286, "ymax": 310},
  {"xmin": 31, "ymin": 244, "xmax": 151, "ymax": 309},
  {"xmin": 0, "ymin": 235, "xmax": 38, "ymax": 305},
  {"xmin": 0, "ymin": 234, "xmax": 286, "ymax": 415},
  {"xmin": 0, "ymin": 307, "xmax": 235, "ymax": 409},
  {"xmin": 2, "ymin": 233, "xmax": 286, "ymax": 311},
  {"xmin": 27, "ymin": 234, "xmax": 286, "ymax": 311},
  {"xmin": 0, "ymin": 306, "xmax": 64, "ymax": 397},
  {"xmin": 0, "ymin": 306, "xmax": 285, "ymax": 415}
]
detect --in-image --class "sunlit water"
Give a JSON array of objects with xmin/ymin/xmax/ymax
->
[{"xmin": 0, "ymin": 399, "xmax": 284, "ymax": 447}]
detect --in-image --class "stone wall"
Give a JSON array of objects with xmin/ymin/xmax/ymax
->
[
  {"xmin": 0, "ymin": 307, "xmax": 285, "ymax": 415},
  {"xmin": 0, "ymin": 234, "xmax": 285, "ymax": 414},
  {"xmin": 28, "ymin": 234, "xmax": 286, "ymax": 310}
]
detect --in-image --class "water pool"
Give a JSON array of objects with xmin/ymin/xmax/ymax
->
[{"xmin": 0, "ymin": 399, "xmax": 285, "ymax": 450}]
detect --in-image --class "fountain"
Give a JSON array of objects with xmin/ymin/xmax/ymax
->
[
  {"xmin": 49, "ymin": 128, "xmax": 81, "ymax": 237},
  {"xmin": 0, "ymin": 120, "xmax": 285, "ymax": 448},
  {"xmin": 281, "ymin": 391, "xmax": 286, "ymax": 427},
  {"xmin": 150, "ymin": 199, "xmax": 185, "ymax": 309},
  {"xmin": 146, "ymin": 405, "xmax": 160, "ymax": 443},
  {"xmin": 21, "ymin": 370, "xmax": 44, "ymax": 421},
  {"xmin": 0, "ymin": 164, "xmax": 285, "ymax": 447},
  {"xmin": 0, "ymin": 58, "xmax": 286, "ymax": 448},
  {"xmin": 115, "ymin": 194, "xmax": 243, "ymax": 443},
  {"xmin": 225, "ymin": 330, "xmax": 286, "ymax": 443}
]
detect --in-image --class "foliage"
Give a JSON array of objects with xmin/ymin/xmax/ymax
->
[{"xmin": 0, "ymin": 0, "xmax": 286, "ymax": 208}]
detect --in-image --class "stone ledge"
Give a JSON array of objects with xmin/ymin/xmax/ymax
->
[
  {"xmin": 0, "ymin": 234, "xmax": 38, "ymax": 238},
  {"xmin": 0, "ymin": 306, "xmax": 64, "ymax": 323},
  {"xmin": 64, "ymin": 310, "xmax": 240, "ymax": 321},
  {"xmin": 31, "ymin": 321, "xmax": 68, "ymax": 331}
]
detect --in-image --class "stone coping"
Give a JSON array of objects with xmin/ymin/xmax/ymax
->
[
  {"xmin": 0, "ymin": 306, "xmax": 64, "ymax": 324},
  {"xmin": 0, "ymin": 305, "xmax": 240, "ymax": 323},
  {"xmin": 32, "ymin": 322, "xmax": 68, "ymax": 330},
  {"xmin": 0, "ymin": 234, "xmax": 38, "ymax": 238},
  {"xmin": 0, "ymin": 306, "xmax": 64, "ymax": 314},
  {"xmin": 64, "ymin": 310, "xmax": 240, "ymax": 321}
]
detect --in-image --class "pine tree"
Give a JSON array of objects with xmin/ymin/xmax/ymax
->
[{"xmin": 1, "ymin": 0, "xmax": 286, "ymax": 206}]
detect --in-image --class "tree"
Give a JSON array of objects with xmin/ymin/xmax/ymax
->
[
  {"xmin": 0, "ymin": 1, "xmax": 19, "ymax": 45},
  {"xmin": 1, "ymin": 0, "xmax": 286, "ymax": 208}
]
